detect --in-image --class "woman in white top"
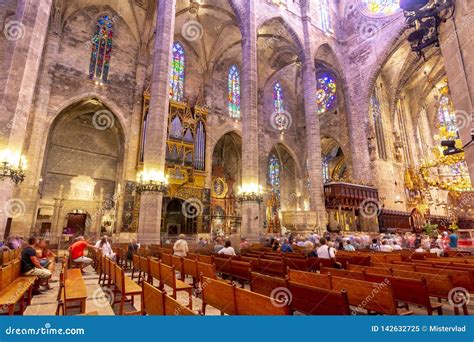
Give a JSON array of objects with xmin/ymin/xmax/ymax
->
[
  {"xmin": 173, "ymin": 234, "xmax": 189, "ymax": 257},
  {"xmin": 96, "ymin": 236, "xmax": 115, "ymax": 260},
  {"xmin": 218, "ymin": 241, "xmax": 236, "ymax": 256}
]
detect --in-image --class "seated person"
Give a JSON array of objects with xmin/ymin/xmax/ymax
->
[
  {"xmin": 96, "ymin": 236, "xmax": 115, "ymax": 260},
  {"xmin": 218, "ymin": 241, "xmax": 236, "ymax": 256},
  {"xmin": 36, "ymin": 238, "xmax": 56, "ymax": 289},
  {"xmin": 414, "ymin": 243, "xmax": 426, "ymax": 253},
  {"xmin": 280, "ymin": 239, "xmax": 294, "ymax": 253},
  {"xmin": 21, "ymin": 237, "xmax": 52, "ymax": 295},
  {"xmin": 69, "ymin": 236, "xmax": 95, "ymax": 273},
  {"xmin": 392, "ymin": 241, "xmax": 402, "ymax": 251},
  {"xmin": 379, "ymin": 240, "xmax": 394, "ymax": 252},
  {"xmin": 316, "ymin": 238, "xmax": 336, "ymax": 259},
  {"xmin": 344, "ymin": 240, "xmax": 356, "ymax": 251}
]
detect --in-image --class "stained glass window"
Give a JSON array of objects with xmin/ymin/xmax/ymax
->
[
  {"xmin": 437, "ymin": 86, "xmax": 458, "ymax": 135},
  {"xmin": 320, "ymin": 0, "xmax": 333, "ymax": 34},
  {"xmin": 269, "ymin": 154, "xmax": 281, "ymax": 198},
  {"xmin": 89, "ymin": 15, "xmax": 114, "ymax": 82},
  {"xmin": 316, "ymin": 74, "xmax": 337, "ymax": 114},
  {"xmin": 322, "ymin": 157, "xmax": 330, "ymax": 183},
  {"xmin": 170, "ymin": 42, "xmax": 185, "ymax": 102},
  {"xmin": 228, "ymin": 64, "xmax": 241, "ymax": 119},
  {"xmin": 273, "ymin": 82, "xmax": 284, "ymax": 113},
  {"xmin": 361, "ymin": 0, "xmax": 400, "ymax": 16},
  {"xmin": 370, "ymin": 88, "xmax": 388, "ymax": 160}
]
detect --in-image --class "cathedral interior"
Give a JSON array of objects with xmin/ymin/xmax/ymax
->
[{"xmin": 1, "ymin": 0, "xmax": 473, "ymax": 245}]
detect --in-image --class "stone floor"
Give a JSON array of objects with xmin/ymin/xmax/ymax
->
[{"xmin": 20, "ymin": 263, "xmax": 474, "ymax": 316}]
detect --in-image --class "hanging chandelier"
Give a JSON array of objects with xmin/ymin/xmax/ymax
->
[
  {"xmin": 400, "ymin": 0, "xmax": 455, "ymax": 56},
  {"xmin": 0, "ymin": 149, "xmax": 26, "ymax": 185}
]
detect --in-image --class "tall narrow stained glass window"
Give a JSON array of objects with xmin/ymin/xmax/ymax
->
[
  {"xmin": 228, "ymin": 64, "xmax": 241, "ymax": 119},
  {"xmin": 320, "ymin": 0, "xmax": 333, "ymax": 34},
  {"xmin": 273, "ymin": 82, "xmax": 284, "ymax": 113},
  {"xmin": 170, "ymin": 42, "xmax": 185, "ymax": 102},
  {"xmin": 316, "ymin": 73, "xmax": 337, "ymax": 114},
  {"xmin": 437, "ymin": 85, "xmax": 459, "ymax": 135},
  {"xmin": 322, "ymin": 157, "xmax": 330, "ymax": 183},
  {"xmin": 268, "ymin": 154, "xmax": 281, "ymax": 199},
  {"xmin": 89, "ymin": 15, "xmax": 114, "ymax": 82}
]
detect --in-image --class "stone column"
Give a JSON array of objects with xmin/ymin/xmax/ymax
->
[
  {"xmin": 439, "ymin": 3, "xmax": 474, "ymax": 183},
  {"xmin": 300, "ymin": 15, "xmax": 327, "ymax": 228},
  {"xmin": 240, "ymin": 0, "xmax": 261, "ymax": 241},
  {"xmin": 137, "ymin": 0, "xmax": 176, "ymax": 244},
  {"xmin": 0, "ymin": 0, "xmax": 52, "ymax": 239}
]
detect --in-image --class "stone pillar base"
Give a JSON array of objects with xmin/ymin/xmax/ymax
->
[
  {"xmin": 240, "ymin": 201, "xmax": 261, "ymax": 242},
  {"xmin": 137, "ymin": 192, "xmax": 163, "ymax": 245}
]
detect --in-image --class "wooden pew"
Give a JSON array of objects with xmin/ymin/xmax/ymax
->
[
  {"xmin": 138, "ymin": 256, "xmax": 150, "ymax": 284},
  {"xmin": 57, "ymin": 262, "xmax": 87, "ymax": 315},
  {"xmin": 287, "ymin": 269, "xmax": 332, "ymax": 289},
  {"xmin": 330, "ymin": 276, "xmax": 412, "ymax": 315},
  {"xmin": 287, "ymin": 281, "xmax": 351, "ymax": 315},
  {"xmin": 364, "ymin": 273, "xmax": 443, "ymax": 315},
  {"xmin": 183, "ymin": 258, "xmax": 198, "ymax": 286},
  {"xmin": 198, "ymin": 255, "xmax": 213, "ymax": 264},
  {"xmin": 234, "ymin": 286, "xmax": 289, "ymax": 315},
  {"xmin": 148, "ymin": 258, "xmax": 162, "ymax": 289},
  {"xmin": 113, "ymin": 263, "xmax": 142, "ymax": 315},
  {"xmin": 249, "ymin": 271, "xmax": 350, "ymax": 315},
  {"xmin": 161, "ymin": 253, "xmax": 172, "ymax": 266},
  {"xmin": 414, "ymin": 265, "xmax": 474, "ymax": 293},
  {"xmin": 142, "ymin": 282, "xmax": 195, "ymax": 316},
  {"xmin": 258, "ymin": 258, "xmax": 286, "ymax": 277},
  {"xmin": 171, "ymin": 255, "xmax": 185, "ymax": 281},
  {"xmin": 201, "ymin": 275, "xmax": 288, "ymax": 315},
  {"xmin": 0, "ymin": 260, "xmax": 36, "ymax": 315},
  {"xmin": 391, "ymin": 269, "xmax": 467, "ymax": 315},
  {"xmin": 131, "ymin": 254, "xmax": 140, "ymax": 281},
  {"xmin": 197, "ymin": 261, "xmax": 217, "ymax": 280},
  {"xmin": 321, "ymin": 267, "xmax": 366, "ymax": 280},
  {"xmin": 201, "ymin": 276, "xmax": 236, "ymax": 315},
  {"xmin": 229, "ymin": 260, "xmax": 251, "ymax": 285},
  {"xmin": 159, "ymin": 263, "xmax": 193, "ymax": 309},
  {"xmin": 214, "ymin": 257, "xmax": 232, "ymax": 277},
  {"xmin": 348, "ymin": 265, "xmax": 392, "ymax": 276}
]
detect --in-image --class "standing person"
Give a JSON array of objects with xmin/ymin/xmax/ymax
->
[
  {"xmin": 127, "ymin": 239, "xmax": 140, "ymax": 261},
  {"xmin": 239, "ymin": 238, "xmax": 249, "ymax": 250},
  {"xmin": 173, "ymin": 234, "xmax": 189, "ymax": 257},
  {"xmin": 449, "ymin": 229, "xmax": 458, "ymax": 249},
  {"xmin": 69, "ymin": 236, "xmax": 94, "ymax": 273},
  {"xmin": 218, "ymin": 241, "xmax": 236, "ymax": 256},
  {"xmin": 21, "ymin": 237, "xmax": 52, "ymax": 295}
]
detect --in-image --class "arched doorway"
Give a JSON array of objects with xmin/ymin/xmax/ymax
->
[
  {"xmin": 211, "ymin": 132, "xmax": 242, "ymax": 237},
  {"xmin": 37, "ymin": 98, "xmax": 125, "ymax": 242},
  {"xmin": 161, "ymin": 198, "xmax": 198, "ymax": 238}
]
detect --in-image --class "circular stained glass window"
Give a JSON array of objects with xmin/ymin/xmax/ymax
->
[
  {"xmin": 316, "ymin": 74, "xmax": 337, "ymax": 114},
  {"xmin": 360, "ymin": 0, "xmax": 400, "ymax": 16}
]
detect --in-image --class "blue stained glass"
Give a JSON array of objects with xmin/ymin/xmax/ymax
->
[
  {"xmin": 170, "ymin": 42, "xmax": 185, "ymax": 102},
  {"xmin": 89, "ymin": 15, "xmax": 113, "ymax": 82},
  {"xmin": 228, "ymin": 64, "xmax": 241, "ymax": 119},
  {"xmin": 269, "ymin": 154, "xmax": 281, "ymax": 199},
  {"xmin": 316, "ymin": 74, "xmax": 337, "ymax": 114}
]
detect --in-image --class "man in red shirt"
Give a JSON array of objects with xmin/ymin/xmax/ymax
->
[{"xmin": 69, "ymin": 236, "xmax": 95, "ymax": 273}]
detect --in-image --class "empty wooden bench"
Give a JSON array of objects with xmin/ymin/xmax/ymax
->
[
  {"xmin": 0, "ymin": 260, "xmax": 36, "ymax": 315},
  {"xmin": 142, "ymin": 282, "xmax": 195, "ymax": 316}
]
